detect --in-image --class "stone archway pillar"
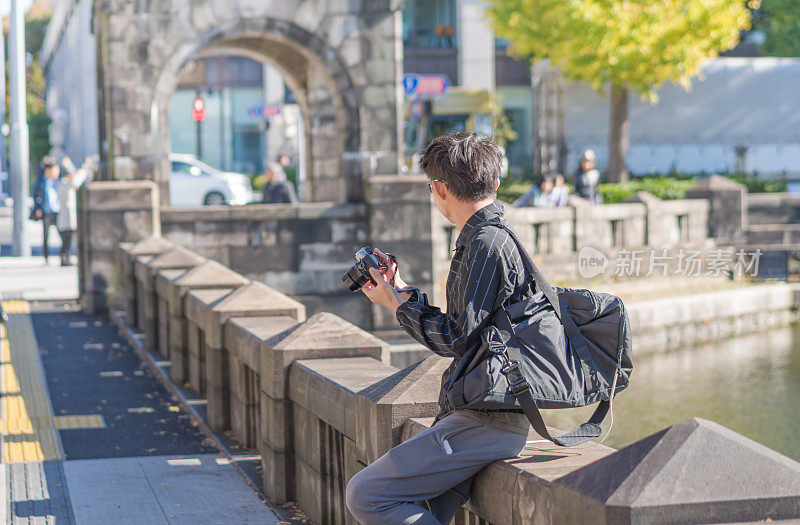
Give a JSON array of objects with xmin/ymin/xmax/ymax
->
[{"xmin": 94, "ymin": 2, "xmax": 404, "ymax": 205}]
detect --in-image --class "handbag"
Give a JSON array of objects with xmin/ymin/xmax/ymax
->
[{"xmin": 445, "ymin": 220, "xmax": 633, "ymax": 446}]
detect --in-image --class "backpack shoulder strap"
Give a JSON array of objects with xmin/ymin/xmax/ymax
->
[
  {"xmin": 482, "ymin": 218, "xmax": 612, "ymax": 447},
  {"xmin": 481, "ymin": 217, "xmax": 561, "ymax": 320}
]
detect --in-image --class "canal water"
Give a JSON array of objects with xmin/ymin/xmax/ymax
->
[{"xmin": 541, "ymin": 325, "xmax": 800, "ymax": 461}]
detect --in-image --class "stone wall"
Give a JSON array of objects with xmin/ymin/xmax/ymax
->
[
  {"xmin": 746, "ymin": 192, "xmax": 800, "ymax": 226},
  {"xmin": 113, "ymin": 235, "xmax": 800, "ymax": 524},
  {"xmin": 743, "ymin": 192, "xmax": 800, "ymax": 248},
  {"xmin": 629, "ymin": 282, "xmax": 800, "ymax": 354},
  {"xmin": 160, "ymin": 203, "xmax": 371, "ymax": 328}
]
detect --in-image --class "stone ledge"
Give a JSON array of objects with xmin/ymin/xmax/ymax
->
[
  {"xmin": 628, "ymin": 282, "xmax": 800, "ymax": 329},
  {"xmin": 161, "ymin": 202, "xmax": 367, "ymax": 222},
  {"xmin": 290, "ymin": 357, "xmax": 398, "ymax": 438},
  {"xmin": 225, "ymin": 316, "xmax": 300, "ymax": 372}
]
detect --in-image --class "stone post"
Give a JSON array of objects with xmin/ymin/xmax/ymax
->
[
  {"xmin": 289, "ymin": 356, "xmax": 399, "ymax": 524},
  {"xmin": 77, "ymin": 181, "xmax": 160, "ymax": 314},
  {"xmin": 118, "ymin": 236, "xmax": 175, "ymax": 327},
  {"xmin": 134, "ymin": 246, "xmax": 206, "ymax": 354},
  {"xmin": 366, "ymin": 176, "xmax": 437, "ymax": 332},
  {"xmin": 549, "ymin": 418, "xmax": 800, "ymax": 523},
  {"xmin": 259, "ymin": 312, "xmax": 389, "ymax": 504},
  {"xmin": 354, "ymin": 355, "xmax": 447, "ymax": 465},
  {"xmin": 157, "ymin": 260, "xmax": 249, "ymax": 386},
  {"xmin": 224, "ymin": 316, "xmax": 301, "ymax": 449},
  {"xmin": 184, "ymin": 282, "xmax": 306, "ymax": 432},
  {"xmin": 686, "ymin": 174, "xmax": 747, "ymax": 242}
]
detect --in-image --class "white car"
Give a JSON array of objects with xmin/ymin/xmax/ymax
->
[{"xmin": 169, "ymin": 154, "xmax": 253, "ymax": 207}]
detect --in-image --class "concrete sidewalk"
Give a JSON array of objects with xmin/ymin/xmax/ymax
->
[
  {"xmin": 0, "ymin": 285, "xmax": 287, "ymax": 523},
  {"xmin": 0, "ymin": 215, "xmax": 78, "ymax": 301},
  {"xmin": 0, "ymin": 257, "xmax": 78, "ymax": 301}
]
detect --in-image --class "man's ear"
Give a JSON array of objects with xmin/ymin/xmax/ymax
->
[
  {"xmin": 433, "ymin": 180, "xmax": 448, "ymax": 200},
  {"xmin": 495, "ymin": 178, "xmax": 501, "ymax": 191}
]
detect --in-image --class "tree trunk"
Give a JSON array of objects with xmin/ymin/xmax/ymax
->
[{"xmin": 608, "ymin": 87, "xmax": 629, "ymax": 183}]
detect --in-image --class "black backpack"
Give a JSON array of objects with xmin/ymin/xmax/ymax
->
[{"xmin": 445, "ymin": 220, "xmax": 633, "ymax": 446}]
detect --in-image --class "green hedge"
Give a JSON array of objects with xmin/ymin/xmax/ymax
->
[
  {"xmin": 500, "ymin": 174, "xmax": 788, "ymax": 206},
  {"xmin": 598, "ymin": 176, "xmax": 696, "ymax": 204},
  {"xmin": 251, "ymin": 165, "xmax": 298, "ymax": 192},
  {"xmin": 497, "ymin": 178, "xmax": 532, "ymax": 203}
]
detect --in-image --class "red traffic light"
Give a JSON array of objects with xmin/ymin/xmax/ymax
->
[{"xmin": 192, "ymin": 97, "xmax": 206, "ymax": 122}]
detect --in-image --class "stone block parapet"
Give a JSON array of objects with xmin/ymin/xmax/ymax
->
[
  {"xmin": 184, "ymin": 282, "xmax": 306, "ymax": 432},
  {"xmin": 156, "ymin": 260, "xmax": 250, "ymax": 385},
  {"xmin": 77, "ymin": 181, "xmax": 161, "ymax": 314},
  {"xmin": 117, "ymin": 236, "xmax": 176, "ymax": 328},
  {"xmin": 107, "ymin": 237, "xmax": 800, "ymax": 525},
  {"xmin": 134, "ymin": 246, "xmax": 207, "ymax": 354},
  {"xmin": 161, "ymin": 202, "xmax": 372, "ymax": 329}
]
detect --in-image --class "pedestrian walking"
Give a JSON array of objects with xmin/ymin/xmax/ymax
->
[
  {"xmin": 56, "ymin": 157, "xmax": 93, "ymax": 266},
  {"xmin": 260, "ymin": 162, "xmax": 297, "ymax": 204},
  {"xmin": 346, "ymin": 132, "xmax": 530, "ymax": 524},
  {"xmin": 31, "ymin": 159, "xmax": 61, "ymax": 264}
]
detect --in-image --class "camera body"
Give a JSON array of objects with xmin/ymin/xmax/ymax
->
[{"xmin": 342, "ymin": 246, "xmax": 387, "ymax": 292}]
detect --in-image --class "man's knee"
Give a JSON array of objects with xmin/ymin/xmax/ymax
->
[{"xmin": 345, "ymin": 467, "xmax": 378, "ymax": 520}]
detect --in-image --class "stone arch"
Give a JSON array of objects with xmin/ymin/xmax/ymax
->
[{"xmin": 96, "ymin": 1, "xmax": 402, "ymax": 203}]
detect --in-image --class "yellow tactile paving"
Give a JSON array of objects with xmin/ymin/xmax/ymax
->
[
  {"xmin": 54, "ymin": 415, "xmax": 106, "ymax": 430},
  {"xmin": 0, "ymin": 300, "xmax": 64, "ymax": 463},
  {"xmin": 1, "ymin": 338, "xmax": 10, "ymax": 363}
]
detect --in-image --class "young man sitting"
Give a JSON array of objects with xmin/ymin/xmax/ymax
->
[{"xmin": 346, "ymin": 132, "xmax": 530, "ymax": 524}]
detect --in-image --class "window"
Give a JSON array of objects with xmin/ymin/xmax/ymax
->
[
  {"xmin": 171, "ymin": 161, "xmax": 193, "ymax": 174},
  {"xmin": 428, "ymin": 115, "xmax": 467, "ymax": 141},
  {"xmin": 495, "ymin": 37, "xmax": 511, "ymax": 50},
  {"xmin": 403, "ymin": 0, "xmax": 457, "ymax": 48}
]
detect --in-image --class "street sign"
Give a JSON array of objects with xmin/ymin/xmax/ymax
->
[
  {"xmin": 192, "ymin": 97, "xmax": 206, "ymax": 122},
  {"xmin": 402, "ymin": 74, "xmax": 451, "ymax": 97},
  {"xmin": 248, "ymin": 105, "xmax": 282, "ymax": 118}
]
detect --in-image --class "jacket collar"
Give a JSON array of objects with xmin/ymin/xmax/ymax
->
[{"xmin": 454, "ymin": 201, "xmax": 505, "ymax": 249}]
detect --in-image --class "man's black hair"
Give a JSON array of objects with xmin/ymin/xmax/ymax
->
[{"xmin": 419, "ymin": 132, "xmax": 503, "ymax": 202}]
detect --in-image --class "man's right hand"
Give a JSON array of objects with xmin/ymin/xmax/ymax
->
[
  {"xmin": 374, "ymin": 248, "xmax": 407, "ymax": 289},
  {"xmin": 373, "ymin": 248, "xmax": 415, "ymax": 302},
  {"xmin": 35, "ymin": 209, "xmax": 42, "ymax": 219}
]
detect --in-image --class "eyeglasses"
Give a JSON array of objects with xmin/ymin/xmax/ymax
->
[{"xmin": 427, "ymin": 180, "xmax": 447, "ymax": 194}]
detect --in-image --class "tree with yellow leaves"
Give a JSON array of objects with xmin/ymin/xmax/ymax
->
[{"xmin": 486, "ymin": 0, "xmax": 752, "ymax": 182}]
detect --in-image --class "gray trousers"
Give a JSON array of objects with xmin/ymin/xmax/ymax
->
[{"xmin": 345, "ymin": 412, "xmax": 527, "ymax": 524}]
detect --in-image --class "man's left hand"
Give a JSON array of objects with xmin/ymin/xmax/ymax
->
[{"xmin": 362, "ymin": 267, "xmax": 404, "ymax": 312}]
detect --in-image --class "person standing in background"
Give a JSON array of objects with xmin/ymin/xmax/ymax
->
[
  {"xmin": 574, "ymin": 149, "xmax": 601, "ymax": 204},
  {"xmin": 277, "ymin": 154, "xmax": 291, "ymax": 170},
  {"xmin": 56, "ymin": 156, "xmax": 94, "ymax": 266},
  {"xmin": 535, "ymin": 176, "xmax": 555, "ymax": 208},
  {"xmin": 31, "ymin": 160, "xmax": 61, "ymax": 264},
  {"xmin": 551, "ymin": 174, "xmax": 570, "ymax": 207},
  {"xmin": 511, "ymin": 177, "xmax": 541, "ymax": 208},
  {"xmin": 261, "ymin": 162, "xmax": 297, "ymax": 204}
]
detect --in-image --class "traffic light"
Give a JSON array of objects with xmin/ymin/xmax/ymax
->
[{"xmin": 192, "ymin": 97, "xmax": 206, "ymax": 122}]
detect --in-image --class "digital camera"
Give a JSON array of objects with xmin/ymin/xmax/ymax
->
[{"xmin": 342, "ymin": 246, "xmax": 387, "ymax": 292}]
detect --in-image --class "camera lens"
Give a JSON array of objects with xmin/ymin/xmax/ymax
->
[{"xmin": 342, "ymin": 264, "xmax": 370, "ymax": 292}]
